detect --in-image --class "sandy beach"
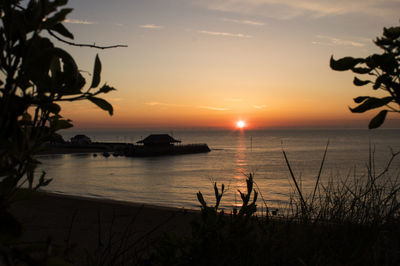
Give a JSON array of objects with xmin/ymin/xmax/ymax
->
[{"xmin": 10, "ymin": 192, "xmax": 199, "ymax": 264}]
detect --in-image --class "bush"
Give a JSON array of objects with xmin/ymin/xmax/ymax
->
[
  {"xmin": 330, "ymin": 25, "xmax": 400, "ymax": 129},
  {"xmin": 0, "ymin": 0, "xmax": 118, "ymax": 264}
]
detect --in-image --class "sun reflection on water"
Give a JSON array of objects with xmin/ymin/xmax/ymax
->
[{"xmin": 232, "ymin": 132, "xmax": 248, "ymax": 208}]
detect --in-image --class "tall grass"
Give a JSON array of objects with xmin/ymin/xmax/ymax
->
[
  {"xmin": 284, "ymin": 143, "xmax": 400, "ymax": 225},
  {"xmin": 151, "ymin": 144, "xmax": 400, "ymax": 266}
]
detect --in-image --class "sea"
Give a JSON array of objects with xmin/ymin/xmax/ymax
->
[{"xmin": 36, "ymin": 129, "xmax": 400, "ymax": 213}]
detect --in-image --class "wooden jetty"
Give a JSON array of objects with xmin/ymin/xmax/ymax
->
[
  {"xmin": 43, "ymin": 134, "xmax": 210, "ymax": 157},
  {"xmin": 125, "ymin": 134, "xmax": 211, "ymax": 157}
]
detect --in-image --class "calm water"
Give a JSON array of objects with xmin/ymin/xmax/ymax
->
[{"xmin": 37, "ymin": 129, "xmax": 400, "ymax": 212}]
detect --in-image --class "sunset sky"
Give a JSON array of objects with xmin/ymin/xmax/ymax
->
[{"xmin": 56, "ymin": 0, "xmax": 400, "ymax": 129}]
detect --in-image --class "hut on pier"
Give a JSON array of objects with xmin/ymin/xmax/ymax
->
[
  {"xmin": 125, "ymin": 134, "xmax": 209, "ymax": 157},
  {"xmin": 70, "ymin": 134, "xmax": 92, "ymax": 145},
  {"xmin": 136, "ymin": 134, "xmax": 181, "ymax": 147}
]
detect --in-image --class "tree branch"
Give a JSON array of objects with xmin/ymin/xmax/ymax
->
[{"xmin": 47, "ymin": 30, "xmax": 128, "ymax": 50}]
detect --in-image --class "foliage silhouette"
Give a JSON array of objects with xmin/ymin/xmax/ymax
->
[
  {"xmin": 155, "ymin": 175, "xmax": 260, "ymax": 266},
  {"xmin": 330, "ymin": 26, "xmax": 400, "ymax": 129},
  {"xmin": 0, "ymin": 0, "xmax": 120, "ymax": 264}
]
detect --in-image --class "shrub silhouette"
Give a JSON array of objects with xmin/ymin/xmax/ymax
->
[
  {"xmin": 330, "ymin": 26, "xmax": 400, "ymax": 129},
  {"xmin": 0, "ymin": 0, "xmax": 120, "ymax": 263}
]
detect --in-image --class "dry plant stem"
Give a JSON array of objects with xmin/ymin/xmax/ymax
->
[
  {"xmin": 47, "ymin": 30, "xmax": 128, "ymax": 50},
  {"xmin": 102, "ymin": 209, "xmax": 117, "ymax": 264},
  {"xmin": 113, "ymin": 212, "xmax": 177, "ymax": 260},
  {"xmin": 64, "ymin": 208, "xmax": 78, "ymax": 256},
  {"xmin": 109, "ymin": 206, "xmax": 144, "ymax": 265},
  {"xmin": 311, "ymin": 140, "xmax": 329, "ymax": 205},
  {"xmin": 253, "ymin": 179, "xmax": 270, "ymax": 218},
  {"xmin": 282, "ymin": 149, "xmax": 306, "ymax": 213}
]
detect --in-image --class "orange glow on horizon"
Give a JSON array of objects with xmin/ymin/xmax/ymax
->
[{"xmin": 59, "ymin": 100, "xmax": 396, "ymax": 130}]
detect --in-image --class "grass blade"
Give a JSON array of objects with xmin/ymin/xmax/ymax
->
[{"xmin": 311, "ymin": 140, "xmax": 329, "ymax": 205}]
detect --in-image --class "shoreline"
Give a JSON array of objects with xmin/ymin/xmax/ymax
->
[
  {"xmin": 38, "ymin": 147, "xmax": 116, "ymax": 155},
  {"xmin": 10, "ymin": 190, "xmax": 199, "ymax": 264},
  {"xmin": 40, "ymin": 190, "xmax": 200, "ymax": 214}
]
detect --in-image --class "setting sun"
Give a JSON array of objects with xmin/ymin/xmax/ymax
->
[{"xmin": 236, "ymin": 120, "xmax": 246, "ymax": 129}]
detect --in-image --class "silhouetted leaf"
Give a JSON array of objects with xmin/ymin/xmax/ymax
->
[
  {"xmin": 91, "ymin": 54, "xmax": 101, "ymax": 88},
  {"xmin": 197, "ymin": 192, "xmax": 207, "ymax": 208},
  {"xmin": 383, "ymin": 26, "xmax": 400, "ymax": 39},
  {"xmin": 54, "ymin": 0, "xmax": 68, "ymax": 6},
  {"xmin": 380, "ymin": 54, "xmax": 398, "ymax": 74},
  {"xmin": 354, "ymin": 96, "xmax": 369, "ymax": 103},
  {"xmin": 253, "ymin": 190, "xmax": 258, "ymax": 204},
  {"xmin": 98, "ymin": 84, "xmax": 115, "ymax": 94},
  {"xmin": 330, "ymin": 56, "xmax": 364, "ymax": 71},
  {"xmin": 365, "ymin": 54, "xmax": 382, "ymax": 68},
  {"xmin": 59, "ymin": 72, "xmax": 86, "ymax": 95},
  {"xmin": 50, "ymin": 55, "xmax": 61, "ymax": 74},
  {"xmin": 373, "ymin": 74, "xmax": 391, "ymax": 90},
  {"xmin": 375, "ymin": 37, "xmax": 392, "ymax": 47},
  {"xmin": 43, "ymin": 102, "xmax": 61, "ymax": 114},
  {"xmin": 214, "ymin": 183, "xmax": 218, "ymax": 199},
  {"xmin": 369, "ymin": 110, "xmax": 388, "ymax": 129},
  {"xmin": 392, "ymin": 82, "xmax": 400, "ymax": 91},
  {"xmin": 247, "ymin": 176, "xmax": 253, "ymax": 194},
  {"xmin": 42, "ymin": 8, "xmax": 73, "ymax": 28},
  {"xmin": 353, "ymin": 77, "xmax": 370, "ymax": 86},
  {"xmin": 46, "ymin": 48, "xmax": 81, "ymax": 93},
  {"xmin": 34, "ymin": 171, "xmax": 53, "ymax": 189},
  {"xmin": 52, "ymin": 23, "xmax": 74, "ymax": 39},
  {"xmin": 41, "ymin": 178, "xmax": 52, "ymax": 187},
  {"xmin": 239, "ymin": 190, "xmax": 246, "ymax": 203},
  {"xmin": 350, "ymin": 97, "xmax": 392, "ymax": 113},
  {"xmin": 352, "ymin": 67, "xmax": 371, "ymax": 74},
  {"xmin": 365, "ymin": 54, "xmax": 398, "ymax": 74},
  {"xmin": 52, "ymin": 119, "xmax": 73, "ymax": 131},
  {"xmin": 88, "ymin": 96, "xmax": 113, "ymax": 115}
]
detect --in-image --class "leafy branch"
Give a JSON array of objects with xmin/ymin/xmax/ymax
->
[
  {"xmin": 330, "ymin": 26, "xmax": 400, "ymax": 129},
  {"xmin": 0, "ymin": 1, "xmax": 121, "ymax": 262}
]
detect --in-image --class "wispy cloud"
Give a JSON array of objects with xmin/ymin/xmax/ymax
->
[
  {"xmin": 139, "ymin": 24, "xmax": 164, "ymax": 29},
  {"xmin": 198, "ymin": 105, "xmax": 230, "ymax": 111},
  {"xmin": 193, "ymin": 0, "xmax": 399, "ymax": 20},
  {"xmin": 64, "ymin": 19, "xmax": 96, "ymax": 25},
  {"xmin": 313, "ymin": 35, "xmax": 366, "ymax": 47},
  {"xmin": 253, "ymin": 104, "xmax": 267, "ymax": 109},
  {"xmin": 199, "ymin": 30, "xmax": 252, "ymax": 38},
  {"xmin": 145, "ymin": 102, "xmax": 189, "ymax": 108},
  {"xmin": 146, "ymin": 102, "xmax": 231, "ymax": 111},
  {"xmin": 221, "ymin": 18, "xmax": 264, "ymax": 26},
  {"xmin": 146, "ymin": 102, "xmax": 173, "ymax": 106}
]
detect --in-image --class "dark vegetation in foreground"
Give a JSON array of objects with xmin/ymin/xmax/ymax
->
[
  {"xmin": 146, "ymin": 146, "xmax": 400, "ymax": 266},
  {"xmin": 6, "ymin": 146, "xmax": 400, "ymax": 266}
]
